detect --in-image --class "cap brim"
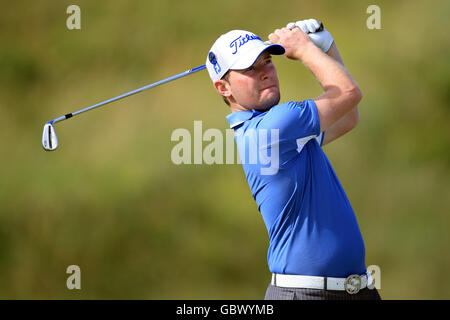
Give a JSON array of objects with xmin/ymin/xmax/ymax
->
[{"xmin": 230, "ymin": 43, "xmax": 285, "ymax": 70}]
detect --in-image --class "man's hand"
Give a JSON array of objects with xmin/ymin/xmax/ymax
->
[
  {"xmin": 268, "ymin": 27, "xmax": 316, "ymax": 61},
  {"xmin": 287, "ymin": 19, "xmax": 334, "ymax": 53},
  {"xmin": 287, "ymin": 19, "xmax": 321, "ymax": 33}
]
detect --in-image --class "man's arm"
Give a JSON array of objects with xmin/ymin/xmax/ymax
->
[
  {"xmin": 321, "ymin": 42, "xmax": 360, "ymax": 146},
  {"xmin": 269, "ymin": 27, "xmax": 362, "ymax": 134}
]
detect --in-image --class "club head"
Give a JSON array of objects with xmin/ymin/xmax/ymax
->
[{"xmin": 42, "ymin": 123, "xmax": 58, "ymax": 151}]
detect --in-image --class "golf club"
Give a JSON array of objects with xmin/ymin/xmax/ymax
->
[
  {"xmin": 42, "ymin": 22, "xmax": 324, "ymax": 151},
  {"xmin": 42, "ymin": 65, "xmax": 206, "ymax": 151}
]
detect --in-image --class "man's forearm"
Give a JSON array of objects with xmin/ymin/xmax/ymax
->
[
  {"xmin": 321, "ymin": 41, "xmax": 360, "ymax": 145},
  {"xmin": 326, "ymin": 42, "xmax": 345, "ymax": 66},
  {"xmin": 325, "ymin": 42, "xmax": 360, "ymax": 125},
  {"xmin": 300, "ymin": 41, "xmax": 361, "ymax": 132},
  {"xmin": 300, "ymin": 42, "xmax": 359, "ymax": 96}
]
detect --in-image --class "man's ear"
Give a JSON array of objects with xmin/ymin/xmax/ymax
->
[{"xmin": 214, "ymin": 79, "xmax": 232, "ymax": 99}]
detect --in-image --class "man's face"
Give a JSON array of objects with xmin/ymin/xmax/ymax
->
[{"xmin": 226, "ymin": 51, "xmax": 280, "ymax": 110}]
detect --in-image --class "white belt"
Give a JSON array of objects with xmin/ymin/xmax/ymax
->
[{"xmin": 271, "ymin": 271, "xmax": 374, "ymax": 295}]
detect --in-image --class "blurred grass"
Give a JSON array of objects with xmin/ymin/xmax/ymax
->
[{"xmin": 0, "ymin": 0, "xmax": 449, "ymax": 299}]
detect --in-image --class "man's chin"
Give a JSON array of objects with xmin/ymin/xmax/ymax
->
[{"xmin": 257, "ymin": 93, "xmax": 280, "ymax": 111}]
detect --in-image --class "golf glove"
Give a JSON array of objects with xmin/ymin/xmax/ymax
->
[{"xmin": 287, "ymin": 18, "xmax": 334, "ymax": 53}]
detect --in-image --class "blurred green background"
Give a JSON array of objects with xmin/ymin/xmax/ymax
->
[{"xmin": 0, "ymin": 0, "xmax": 449, "ymax": 299}]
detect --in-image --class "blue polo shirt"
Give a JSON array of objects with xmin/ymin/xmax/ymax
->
[{"xmin": 227, "ymin": 100, "xmax": 366, "ymax": 277}]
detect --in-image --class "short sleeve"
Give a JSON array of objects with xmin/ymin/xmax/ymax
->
[
  {"xmin": 258, "ymin": 100, "xmax": 321, "ymax": 141},
  {"xmin": 315, "ymin": 131, "xmax": 325, "ymax": 147}
]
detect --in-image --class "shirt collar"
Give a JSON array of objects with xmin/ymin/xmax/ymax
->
[{"xmin": 226, "ymin": 109, "xmax": 262, "ymax": 129}]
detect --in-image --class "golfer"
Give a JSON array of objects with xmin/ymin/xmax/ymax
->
[{"xmin": 205, "ymin": 19, "xmax": 380, "ymax": 300}]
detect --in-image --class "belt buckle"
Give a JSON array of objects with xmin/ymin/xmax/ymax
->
[{"xmin": 344, "ymin": 274, "xmax": 361, "ymax": 294}]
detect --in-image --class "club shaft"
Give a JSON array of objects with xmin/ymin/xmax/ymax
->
[{"xmin": 50, "ymin": 65, "xmax": 206, "ymax": 124}]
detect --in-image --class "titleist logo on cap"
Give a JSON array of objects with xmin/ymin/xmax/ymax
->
[{"xmin": 229, "ymin": 33, "xmax": 261, "ymax": 54}]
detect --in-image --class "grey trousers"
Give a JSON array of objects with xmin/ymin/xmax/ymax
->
[{"xmin": 265, "ymin": 284, "xmax": 382, "ymax": 300}]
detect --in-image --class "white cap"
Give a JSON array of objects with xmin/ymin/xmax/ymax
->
[{"xmin": 206, "ymin": 30, "xmax": 285, "ymax": 81}]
